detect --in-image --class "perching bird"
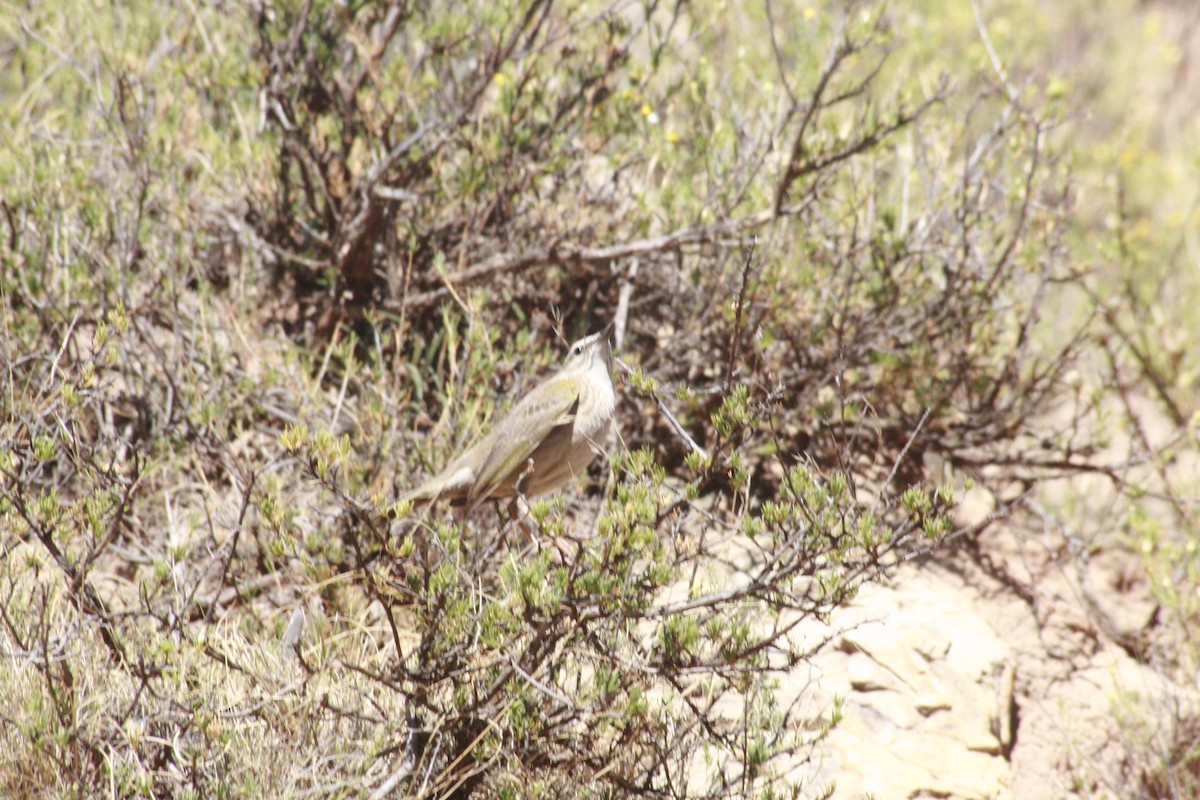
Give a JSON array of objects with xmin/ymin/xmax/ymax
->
[{"xmin": 392, "ymin": 322, "xmax": 616, "ymax": 516}]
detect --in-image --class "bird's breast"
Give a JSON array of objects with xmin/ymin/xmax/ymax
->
[{"xmin": 574, "ymin": 367, "xmax": 616, "ymax": 438}]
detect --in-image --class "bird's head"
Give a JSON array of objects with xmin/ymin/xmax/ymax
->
[{"xmin": 562, "ymin": 321, "xmax": 614, "ymax": 374}]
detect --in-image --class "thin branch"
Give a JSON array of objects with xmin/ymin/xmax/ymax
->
[{"xmin": 615, "ymin": 357, "xmax": 709, "ymax": 461}]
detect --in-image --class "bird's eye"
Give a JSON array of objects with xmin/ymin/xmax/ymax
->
[{"xmin": 573, "ymin": 346, "xmax": 582, "ymax": 355}]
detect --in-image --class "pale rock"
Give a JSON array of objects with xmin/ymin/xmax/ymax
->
[{"xmin": 782, "ymin": 567, "xmax": 1014, "ymax": 799}]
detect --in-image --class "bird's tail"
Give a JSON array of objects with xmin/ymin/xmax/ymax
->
[
  {"xmin": 354, "ymin": 481, "xmax": 447, "ymax": 536},
  {"xmin": 397, "ymin": 475, "xmax": 454, "ymax": 507}
]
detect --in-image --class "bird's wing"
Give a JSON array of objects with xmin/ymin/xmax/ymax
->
[{"xmin": 466, "ymin": 376, "xmax": 580, "ymax": 511}]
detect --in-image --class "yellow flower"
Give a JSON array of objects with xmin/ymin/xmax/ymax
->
[
  {"xmin": 803, "ymin": 7, "xmax": 817, "ymax": 20},
  {"xmin": 666, "ymin": 132, "xmax": 680, "ymax": 143},
  {"xmin": 640, "ymin": 104, "xmax": 653, "ymax": 117},
  {"xmin": 493, "ymin": 73, "xmax": 507, "ymax": 86}
]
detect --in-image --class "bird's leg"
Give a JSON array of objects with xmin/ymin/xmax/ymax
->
[
  {"xmin": 504, "ymin": 459, "xmax": 542, "ymax": 552},
  {"xmin": 491, "ymin": 500, "xmax": 518, "ymax": 553},
  {"xmin": 507, "ymin": 495, "xmax": 540, "ymax": 553}
]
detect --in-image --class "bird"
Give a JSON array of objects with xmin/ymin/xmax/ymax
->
[{"xmin": 389, "ymin": 322, "xmax": 616, "ymax": 518}]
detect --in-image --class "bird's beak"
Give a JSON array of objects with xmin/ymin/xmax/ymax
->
[{"xmin": 599, "ymin": 322, "xmax": 614, "ymax": 367}]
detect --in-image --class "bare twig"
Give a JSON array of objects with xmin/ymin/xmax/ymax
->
[{"xmin": 615, "ymin": 356, "xmax": 709, "ymax": 461}]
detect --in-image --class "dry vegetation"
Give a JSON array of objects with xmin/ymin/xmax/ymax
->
[{"xmin": 1, "ymin": 0, "xmax": 1198, "ymax": 798}]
